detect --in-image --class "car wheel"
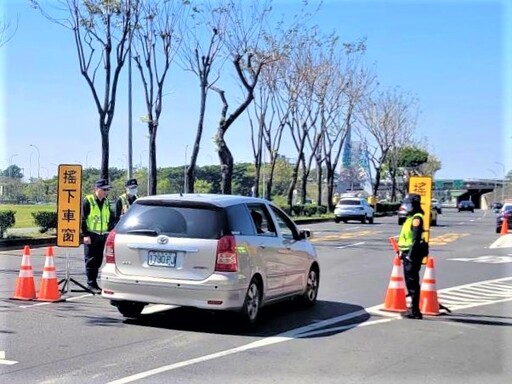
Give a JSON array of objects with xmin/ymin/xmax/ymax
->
[
  {"xmin": 334, "ymin": 217, "xmax": 340, "ymax": 223},
  {"xmin": 242, "ymin": 278, "xmax": 261, "ymax": 325},
  {"xmin": 368, "ymin": 216, "xmax": 374, "ymax": 224},
  {"xmin": 115, "ymin": 301, "xmax": 145, "ymax": 318},
  {"xmin": 342, "ymin": 220, "xmax": 347, "ymax": 223},
  {"xmin": 361, "ymin": 215, "xmax": 366, "ymax": 224},
  {"xmin": 431, "ymin": 217, "xmax": 437, "ymax": 226},
  {"xmin": 458, "ymin": 209, "xmax": 461, "ymax": 212},
  {"xmin": 299, "ymin": 267, "xmax": 319, "ymax": 307},
  {"xmin": 496, "ymin": 226, "xmax": 501, "ymax": 234}
]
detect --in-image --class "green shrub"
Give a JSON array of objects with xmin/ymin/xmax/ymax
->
[
  {"xmin": 317, "ymin": 205, "xmax": 328, "ymax": 215},
  {"xmin": 303, "ymin": 204, "xmax": 317, "ymax": 216},
  {"xmin": 32, "ymin": 211, "xmax": 58, "ymax": 233},
  {"xmin": 0, "ymin": 210, "xmax": 16, "ymax": 238},
  {"xmin": 291, "ymin": 204, "xmax": 303, "ymax": 216}
]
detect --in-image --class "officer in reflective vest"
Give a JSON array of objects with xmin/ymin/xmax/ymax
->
[
  {"xmin": 398, "ymin": 193, "xmax": 426, "ymax": 319},
  {"xmin": 115, "ymin": 178, "xmax": 139, "ymax": 223},
  {"xmin": 81, "ymin": 179, "xmax": 114, "ymax": 293}
]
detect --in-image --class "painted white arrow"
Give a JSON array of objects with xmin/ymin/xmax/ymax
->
[{"xmin": 0, "ymin": 351, "xmax": 18, "ymax": 365}]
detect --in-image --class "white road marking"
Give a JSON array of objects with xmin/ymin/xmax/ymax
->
[
  {"xmin": 0, "ymin": 351, "xmax": 18, "ymax": 365},
  {"xmin": 336, "ymin": 242, "xmax": 365, "ymax": 249},
  {"xmin": 448, "ymin": 255, "xmax": 512, "ymax": 264},
  {"xmin": 489, "ymin": 234, "xmax": 512, "ymax": 249},
  {"xmin": 107, "ymin": 277, "xmax": 512, "ymax": 384}
]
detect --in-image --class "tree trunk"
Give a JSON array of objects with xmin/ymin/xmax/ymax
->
[
  {"xmin": 100, "ymin": 128, "xmax": 109, "ymax": 180},
  {"xmin": 217, "ymin": 130, "xmax": 233, "ymax": 195},
  {"xmin": 326, "ymin": 167, "xmax": 336, "ymax": 212},
  {"xmin": 148, "ymin": 124, "xmax": 157, "ymax": 195},
  {"xmin": 187, "ymin": 87, "xmax": 208, "ymax": 193},
  {"xmin": 316, "ymin": 161, "xmax": 322, "ymax": 206}
]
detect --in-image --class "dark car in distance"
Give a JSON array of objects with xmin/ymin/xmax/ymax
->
[
  {"xmin": 458, "ymin": 200, "xmax": 475, "ymax": 212},
  {"xmin": 496, "ymin": 204, "xmax": 512, "ymax": 233}
]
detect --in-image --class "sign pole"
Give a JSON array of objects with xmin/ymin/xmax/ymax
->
[{"xmin": 56, "ymin": 164, "xmax": 93, "ymax": 295}]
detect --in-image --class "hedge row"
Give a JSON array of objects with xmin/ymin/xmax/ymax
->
[{"xmin": 0, "ymin": 210, "xmax": 58, "ymax": 238}]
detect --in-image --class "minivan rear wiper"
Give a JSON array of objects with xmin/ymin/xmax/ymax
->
[{"xmin": 124, "ymin": 229, "xmax": 159, "ymax": 236}]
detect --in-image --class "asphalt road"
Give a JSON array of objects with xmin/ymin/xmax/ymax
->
[{"xmin": 1, "ymin": 209, "xmax": 511, "ymax": 383}]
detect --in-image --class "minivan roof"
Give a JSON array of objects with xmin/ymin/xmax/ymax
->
[{"xmin": 135, "ymin": 193, "xmax": 268, "ymax": 208}]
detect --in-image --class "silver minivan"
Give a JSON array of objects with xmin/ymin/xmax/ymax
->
[{"xmin": 101, "ymin": 194, "xmax": 320, "ymax": 325}]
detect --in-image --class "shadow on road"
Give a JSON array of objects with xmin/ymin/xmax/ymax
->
[{"xmin": 115, "ymin": 300, "xmax": 370, "ymax": 337}]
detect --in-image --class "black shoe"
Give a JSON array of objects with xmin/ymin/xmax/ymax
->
[
  {"xmin": 403, "ymin": 310, "xmax": 423, "ymax": 319},
  {"xmin": 87, "ymin": 285, "xmax": 102, "ymax": 294}
]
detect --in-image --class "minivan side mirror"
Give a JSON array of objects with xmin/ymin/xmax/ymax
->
[{"xmin": 299, "ymin": 229, "xmax": 312, "ymax": 240}]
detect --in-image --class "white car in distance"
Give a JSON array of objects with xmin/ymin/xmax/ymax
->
[{"xmin": 334, "ymin": 198, "xmax": 374, "ymax": 224}]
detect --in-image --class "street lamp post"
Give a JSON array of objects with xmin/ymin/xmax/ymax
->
[
  {"xmin": 8, "ymin": 154, "xmax": 18, "ymax": 178},
  {"xmin": 29, "ymin": 144, "xmax": 40, "ymax": 179},
  {"xmin": 488, "ymin": 169, "xmax": 498, "ymax": 204},
  {"xmin": 496, "ymin": 162, "xmax": 506, "ymax": 202}
]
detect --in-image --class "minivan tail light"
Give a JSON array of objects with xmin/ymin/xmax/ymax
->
[
  {"xmin": 215, "ymin": 235, "xmax": 238, "ymax": 272},
  {"xmin": 104, "ymin": 230, "xmax": 116, "ymax": 264}
]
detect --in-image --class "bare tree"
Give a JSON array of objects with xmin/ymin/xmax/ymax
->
[
  {"xmin": 0, "ymin": 16, "xmax": 17, "ymax": 47},
  {"xmin": 322, "ymin": 40, "xmax": 375, "ymax": 211},
  {"xmin": 211, "ymin": 0, "xmax": 275, "ymax": 194},
  {"xmin": 358, "ymin": 88, "xmax": 418, "ymax": 198},
  {"xmin": 30, "ymin": 0, "xmax": 136, "ymax": 180},
  {"xmin": 133, "ymin": 0, "xmax": 188, "ymax": 195},
  {"xmin": 178, "ymin": 3, "xmax": 227, "ymax": 193}
]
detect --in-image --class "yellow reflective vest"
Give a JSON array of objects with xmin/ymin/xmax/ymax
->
[
  {"xmin": 85, "ymin": 194, "xmax": 110, "ymax": 234},
  {"xmin": 398, "ymin": 213, "xmax": 424, "ymax": 251},
  {"xmin": 119, "ymin": 193, "xmax": 138, "ymax": 215}
]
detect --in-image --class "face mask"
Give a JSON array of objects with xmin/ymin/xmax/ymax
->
[{"xmin": 127, "ymin": 188, "xmax": 138, "ymax": 196}]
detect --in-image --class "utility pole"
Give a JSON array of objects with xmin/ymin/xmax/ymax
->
[{"xmin": 127, "ymin": 0, "xmax": 133, "ymax": 179}]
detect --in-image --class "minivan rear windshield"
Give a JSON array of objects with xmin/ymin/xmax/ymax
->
[{"xmin": 115, "ymin": 203, "xmax": 224, "ymax": 239}]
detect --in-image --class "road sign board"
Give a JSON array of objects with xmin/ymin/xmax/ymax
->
[
  {"xmin": 453, "ymin": 179, "xmax": 464, "ymax": 189},
  {"xmin": 408, "ymin": 176, "xmax": 433, "ymax": 241},
  {"xmin": 434, "ymin": 180, "xmax": 444, "ymax": 190},
  {"xmin": 56, "ymin": 164, "xmax": 82, "ymax": 248}
]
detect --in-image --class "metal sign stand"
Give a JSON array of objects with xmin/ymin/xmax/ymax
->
[{"xmin": 58, "ymin": 248, "xmax": 94, "ymax": 294}]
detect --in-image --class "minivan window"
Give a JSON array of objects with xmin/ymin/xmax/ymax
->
[
  {"xmin": 115, "ymin": 203, "xmax": 223, "ymax": 239},
  {"xmin": 226, "ymin": 204, "xmax": 254, "ymax": 235}
]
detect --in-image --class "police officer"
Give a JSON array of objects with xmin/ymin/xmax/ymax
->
[
  {"xmin": 397, "ymin": 193, "xmax": 427, "ymax": 319},
  {"xmin": 115, "ymin": 178, "xmax": 139, "ymax": 222},
  {"xmin": 81, "ymin": 179, "xmax": 114, "ymax": 294}
]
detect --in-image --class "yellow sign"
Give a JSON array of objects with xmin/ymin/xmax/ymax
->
[
  {"xmin": 57, "ymin": 165, "xmax": 83, "ymax": 247},
  {"xmin": 408, "ymin": 175, "xmax": 433, "ymax": 241}
]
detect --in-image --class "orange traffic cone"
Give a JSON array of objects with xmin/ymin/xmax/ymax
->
[
  {"xmin": 419, "ymin": 257, "xmax": 440, "ymax": 316},
  {"xmin": 383, "ymin": 255, "xmax": 408, "ymax": 312},
  {"xmin": 37, "ymin": 246, "xmax": 61, "ymax": 302},
  {"xmin": 12, "ymin": 245, "xmax": 37, "ymax": 300},
  {"xmin": 500, "ymin": 218, "xmax": 508, "ymax": 236}
]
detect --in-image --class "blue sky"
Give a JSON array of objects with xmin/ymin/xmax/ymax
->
[{"xmin": 1, "ymin": 0, "xmax": 510, "ymax": 182}]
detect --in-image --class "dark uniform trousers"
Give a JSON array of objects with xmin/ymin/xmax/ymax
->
[
  {"xmin": 403, "ymin": 255, "xmax": 422, "ymax": 312},
  {"xmin": 84, "ymin": 232, "xmax": 108, "ymax": 286}
]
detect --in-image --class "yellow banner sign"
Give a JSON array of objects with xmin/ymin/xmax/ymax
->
[
  {"xmin": 57, "ymin": 165, "xmax": 82, "ymax": 247},
  {"xmin": 408, "ymin": 176, "xmax": 433, "ymax": 240}
]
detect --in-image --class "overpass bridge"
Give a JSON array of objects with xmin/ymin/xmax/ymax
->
[{"xmin": 433, "ymin": 179, "xmax": 505, "ymax": 208}]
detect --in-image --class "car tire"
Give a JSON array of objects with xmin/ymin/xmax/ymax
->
[
  {"xmin": 115, "ymin": 301, "xmax": 145, "ymax": 318},
  {"xmin": 368, "ymin": 216, "xmax": 374, "ymax": 224},
  {"xmin": 342, "ymin": 220, "xmax": 347, "ymax": 223},
  {"xmin": 496, "ymin": 226, "xmax": 501, "ymax": 234},
  {"xmin": 431, "ymin": 218, "xmax": 437, "ymax": 226},
  {"xmin": 241, "ymin": 278, "xmax": 261, "ymax": 325},
  {"xmin": 458, "ymin": 209, "xmax": 461, "ymax": 212},
  {"xmin": 361, "ymin": 215, "xmax": 366, "ymax": 224},
  {"xmin": 299, "ymin": 267, "xmax": 319, "ymax": 307},
  {"xmin": 334, "ymin": 217, "xmax": 340, "ymax": 223}
]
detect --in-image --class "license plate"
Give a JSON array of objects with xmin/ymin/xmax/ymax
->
[{"xmin": 148, "ymin": 251, "xmax": 177, "ymax": 268}]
